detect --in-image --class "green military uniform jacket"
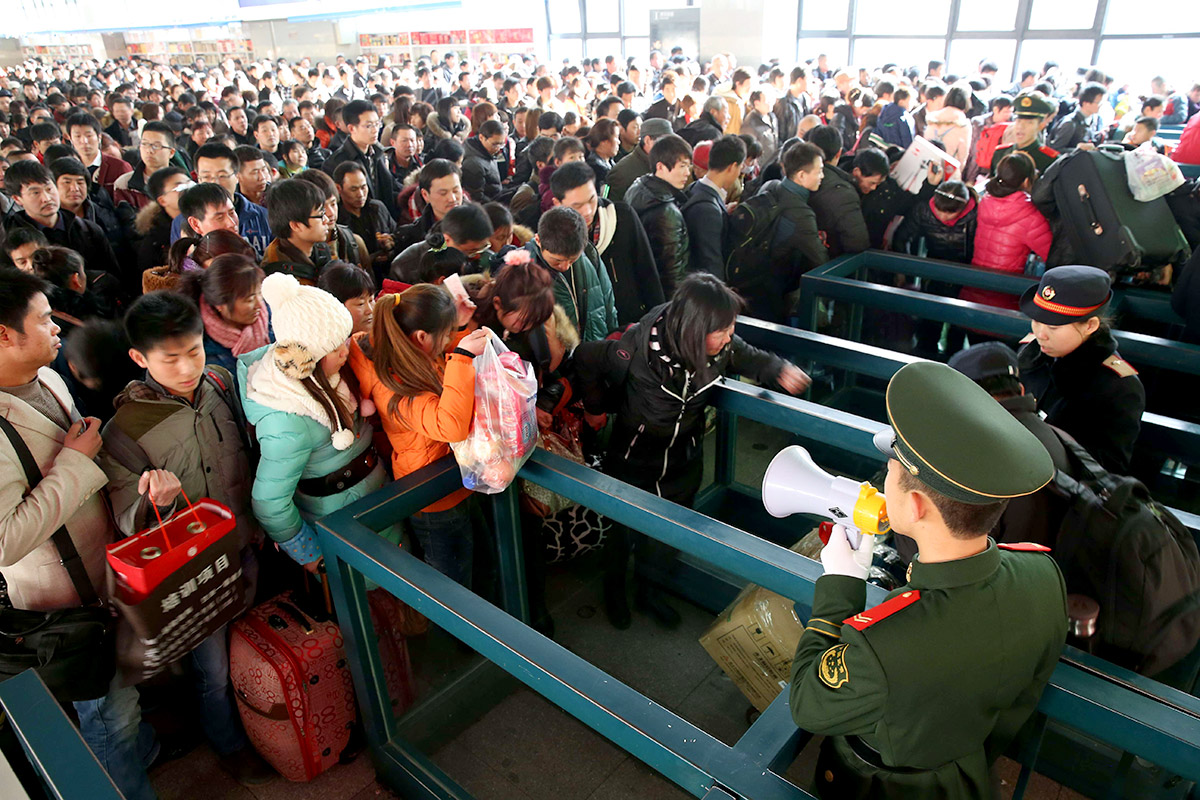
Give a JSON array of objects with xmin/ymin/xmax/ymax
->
[
  {"xmin": 790, "ymin": 540, "xmax": 1068, "ymax": 799},
  {"xmin": 991, "ymin": 140, "xmax": 1060, "ymax": 176}
]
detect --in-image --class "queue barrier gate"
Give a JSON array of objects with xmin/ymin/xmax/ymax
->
[
  {"xmin": 314, "ymin": 380, "xmax": 1200, "ymax": 800},
  {"xmin": 0, "ymin": 669, "xmax": 122, "ymax": 799}
]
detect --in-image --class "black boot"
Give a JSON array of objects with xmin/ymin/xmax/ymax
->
[
  {"xmin": 635, "ymin": 583, "xmax": 680, "ymax": 630},
  {"xmin": 603, "ymin": 577, "xmax": 632, "ymax": 630}
]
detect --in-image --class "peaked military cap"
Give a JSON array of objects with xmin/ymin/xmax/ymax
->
[
  {"xmin": 1019, "ymin": 265, "xmax": 1112, "ymax": 325},
  {"xmin": 873, "ymin": 362, "xmax": 1054, "ymax": 504},
  {"xmin": 1013, "ymin": 91, "xmax": 1055, "ymax": 119}
]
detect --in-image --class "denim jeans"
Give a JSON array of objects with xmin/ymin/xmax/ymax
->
[
  {"xmin": 410, "ymin": 502, "xmax": 475, "ymax": 589},
  {"xmin": 189, "ymin": 625, "xmax": 249, "ymax": 757},
  {"xmin": 74, "ymin": 683, "xmax": 159, "ymax": 800}
]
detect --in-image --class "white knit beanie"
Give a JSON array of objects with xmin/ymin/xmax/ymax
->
[
  {"xmin": 260, "ymin": 273, "xmax": 356, "ymax": 450},
  {"xmin": 261, "ymin": 273, "xmax": 353, "ymax": 379}
]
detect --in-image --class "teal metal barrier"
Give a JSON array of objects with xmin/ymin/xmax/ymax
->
[
  {"xmin": 0, "ymin": 670, "xmax": 122, "ymax": 800},
  {"xmin": 315, "ymin": 381, "xmax": 1200, "ymax": 800},
  {"xmin": 730, "ymin": 317, "xmax": 1200, "ymax": 470},
  {"xmin": 798, "ymin": 251, "xmax": 1185, "ymax": 335}
]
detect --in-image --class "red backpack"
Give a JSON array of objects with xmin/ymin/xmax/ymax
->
[{"xmin": 975, "ymin": 122, "xmax": 1011, "ymax": 172}]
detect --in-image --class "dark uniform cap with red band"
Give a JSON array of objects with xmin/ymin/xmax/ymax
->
[{"xmin": 1019, "ymin": 265, "xmax": 1112, "ymax": 326}]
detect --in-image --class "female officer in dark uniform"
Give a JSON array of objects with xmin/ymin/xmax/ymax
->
[{"xmin": 1017, "ymin": 265, "xmax": 1145, "ymax": 474}]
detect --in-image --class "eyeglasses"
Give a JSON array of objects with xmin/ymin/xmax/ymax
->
[
  {"xmin": 309, "ymin": 213, "xmax": 327, "ymax": 221},
  {"xmin": 355, "ymin": 121, "xmax": 382, "ymax": 131},
  {"xmin": 140, "ymin": 141, "xmax": 173, "ymax": 153}
]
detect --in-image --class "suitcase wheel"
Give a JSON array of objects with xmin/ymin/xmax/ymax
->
[{"xmin": 309, "ymin": 674, "xmax": 320, "ymax": 685}]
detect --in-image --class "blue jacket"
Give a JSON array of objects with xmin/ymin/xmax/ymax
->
[
  {"xmin": 237, "ymin": 346, "xmax": 397, "ymax": 563},
  {"xmin": 171, "ymin": 192, "xmax": 271, "ymax": 259},
  {"xmin": 877, "ymin": 103, "xmax": 915, "ymax": 149}
]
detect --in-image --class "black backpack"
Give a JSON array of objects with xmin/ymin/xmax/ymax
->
[
  {"xmin": 1050, "ymin": 429, "xmax": 1200, "ymax": 677},
  {"xmin": 724, "ymin": 187, "xmax": 786, "ymax": 297}
]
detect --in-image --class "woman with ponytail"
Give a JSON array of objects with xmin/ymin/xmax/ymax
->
[
  {"xmin": 348, "ymin": 283, "xmax": 489, "ymax": 587},
  {"xmin": 240, "ymin": 273, "xmax": 394, "ymax": 568},
  {"xmin": 178, "ymin": 253, "xmax": 272, "ymax": 380}
]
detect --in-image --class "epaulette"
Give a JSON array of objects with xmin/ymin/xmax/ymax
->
[
  {"xmin": 998, "ymin": 542, "xmax": 1052, "ymax": 552},
  {"xmin": 1102, "ymin": 354, "xmax": 1138, "ymax": 378},
  {"xmin": 1039, "ymin": 145, "xmax": 1060, "ymax": 158},
  {"xmin": 1019, "ymin": 333, "xmax": 1036, "ymax": 345},
  {"xmin": 843, "ymin": 590, "xmax": 920, "ymax": 631}
]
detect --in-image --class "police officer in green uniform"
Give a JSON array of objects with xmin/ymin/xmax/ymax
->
[
  {"xmin": 787, "ymin": 361, "xmax": 1068, "ymax": 799},
  {"xmin": 991, "ymin": 91, "xmax": 1060, "ymax": 175}
]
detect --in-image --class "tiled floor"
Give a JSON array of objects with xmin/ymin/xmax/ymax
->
[{"xmin": 150, "ymin": 419, "xmax": 1098, "ymax": 799}]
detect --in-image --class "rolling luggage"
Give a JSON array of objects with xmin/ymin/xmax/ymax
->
[
  {"xmin": 1039, "ymin": 146, "xmax": 1190, "ymax": 275},
  {"xmin": 229, "ymin": 593, "xmax": 357, "ymax": 781}
]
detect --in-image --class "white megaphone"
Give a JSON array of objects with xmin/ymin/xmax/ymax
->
[{"xmin": 762, "ymin": 445, "xmax": 889, "ymax": 549}]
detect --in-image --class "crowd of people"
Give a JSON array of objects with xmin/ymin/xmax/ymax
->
[{"xmin": 0, "ymin": 41, "xmax": 1197, "ymax": 799}]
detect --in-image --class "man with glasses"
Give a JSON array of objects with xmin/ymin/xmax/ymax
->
[
  {"xmin": 63, "ymin": 111, "xmax": 130, "ymax": 196},
  {"xmin": 113, "ymin": 120, "xmax": 176, "ymax": 209},
  {"xmin": 322, "ymin": 99, "xmax": 398, "ymax": 219},
  {"xmin": 169, "ymin": 143, "xmax": 271, "ymax": 258},
  {"xmin": 261, "ymin": 178, "xmax": 335, "ymax": 285}
]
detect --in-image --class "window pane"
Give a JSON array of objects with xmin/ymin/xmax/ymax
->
[
  {"xmin": 852, "ymin": 38, "xmax": 945, "ymax": 72},
  {"xmin": 586, "ymin": 0, "xmax": 620, "ymax": 35},
  {"xmin": 548, "ymin": 1, "xmax": 582, "ymax": 35},
  {"xmin": 550, "ymin": 37, "xmax": 583, "ymax": 65},
  {"xmin": 586, "ymin": 37, "xmax": 623, "ymax": 61},
  {"xmin": 802, "ymin": 0, "xmax": 849, "ymax": 31},
  {"xmin": 1029, "ymin": 0, "xmax": 1098, "ymax": 30},
  {"xmin": 624, "ymin": 0, "xmax": 651, "ymax": 36},
  {"xmin": 797, "ymin": 37, "xmax": 850, "ymax": 72},
  {"xmin": 948, "ymin": 39, "xmax": 1015, "ymax": 82},
  {"xmin": 1098, "ymin": 39, "xmax": 1197, "ymax": 94},
  {"xmin": 956, "ymin": 0, "xmax": 1017, "ymax": 31},
  {"xmin": 624, "ymin": 37, "xmax": 651, "ymax": 62},
  {"xmin": 855, "ymin": 0, "xmax": 950, "ymax": 35},
  {"xmin": 1103, "ymin": 0, "xmax": 1200, "ymax": 34},
  {"xmin": 1015, "ymin": 39, "xmax": 1095, "ymax": 77}
]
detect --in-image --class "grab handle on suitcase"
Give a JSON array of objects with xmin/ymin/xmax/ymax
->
[
  {"xmin": 275, "ymin": 601, "xmax": 315, "ymax": 635},
  {"xmin": 234, "ymin": 686, "xmax": 290, "ymax": 721},
  {"xmin": 1077, "ymin": 184, "xmax": 1104, "ymax": 236}
]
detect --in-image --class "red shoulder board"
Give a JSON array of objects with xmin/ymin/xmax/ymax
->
[
  {"xmin": 844, "ymin": 590, "xmax": 920, "ymax": 631},
  {"xmin": 998, "ymin": 542, "xmax": 1052, "ymax": 552},
  {"xmin": 1039, "ymin": 145, "xmax": 1060, "ymax": 157}
]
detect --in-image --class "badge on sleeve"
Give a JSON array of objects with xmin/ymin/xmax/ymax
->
[{"xmin": 819, "ymin": 644, "xmax": 850, "ymax": 688}]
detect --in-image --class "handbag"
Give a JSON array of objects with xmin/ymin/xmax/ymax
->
[
  {"xmin": 0, "ymin": 416, "xmax": 116, "ymax": 703},
  {"xmin": 107, "ymin": 493, "xmax": 249, "ymax": 683}
]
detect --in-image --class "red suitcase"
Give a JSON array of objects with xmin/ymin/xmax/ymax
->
[
  {"xmin": 367, "ymin": 589, "xmax": 418, "ymax": 718},
  {"xmin": 229, "ymin": 593, "xmax": 357, "ymax": 782}
]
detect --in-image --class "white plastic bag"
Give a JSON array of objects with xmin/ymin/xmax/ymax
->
[
  {"xmin": 1125, "ymin": 142, "xmax": 1185, "ymax": 202},
  {"xmin": 449, "ymin": 337, "xmax": 538, "ymax": 494}
]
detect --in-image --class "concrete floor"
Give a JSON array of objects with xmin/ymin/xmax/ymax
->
[{"xmin": 149, "ymin": 418, "xmax": 1094, "ymax": 799}]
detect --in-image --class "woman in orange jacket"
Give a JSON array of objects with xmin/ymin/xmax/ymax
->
[{"xmin": 349, "ymin": 283, "xmax": 490, "ymax": 587}]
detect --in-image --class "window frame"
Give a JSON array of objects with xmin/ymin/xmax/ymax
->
[{"xmin": 794, "ymin": 0, "xmax": 1200, "ymax": 82}]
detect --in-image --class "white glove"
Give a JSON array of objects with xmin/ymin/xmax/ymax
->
[{"xmin": 820, "ymin": 524, "xmax": 871, "ymax": 580}]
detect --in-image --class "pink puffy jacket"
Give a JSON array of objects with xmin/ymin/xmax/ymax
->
[{"xmin": 961, "ymin": 191, "xmax": 1052, "ymax": 309}]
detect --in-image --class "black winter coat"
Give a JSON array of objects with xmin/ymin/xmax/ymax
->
[
  {"xmin": 322, "ymin": 139, "xmax": 398, "ymax": 219},
  {"xmin": 1172, "ymin": 247, "xmax": 1200, "ymax": 344},
  {"xmin": 1018, "ymin": 328, "xmax": 1145, "ymax": 475},
  {"xmin": 808, "ymin": 164, "xmax": 871, "ymax": 258},
  {"xmin": 755, "ymin": 179, "xmax": 828, "ymax": 321},
  {"xmin": 892, "ymin": 194, "xmax": 978, "ymax": 264},
  {"xmin": 681, "ymin": 180, "xmax": 729, "ymax": 280},
  {"xmin": 860, "ymin": 177, "xmax": 928, "ymax": 249},
  {"xmin": 678, "ymin": 113, "xmax": 724, "ymax": 148},
  {"xmin": 625, "ymin": 174, "xmax": 690, "ymax": 295},
  {"xmin": 5, "ymin": 207, "xmax": 120, "ymax": 282},
  {"xmin": 591, "ymin": 199, "xmax": 665, "ymax": 325},
  {"xmin": 461, "ymin": 136, "xmax": 502, "ymax": 202},
  {"xmin": 586, "ymin": 152, "xmax": 613, "ymax": 189},
  {"xmin": 574, "ymin": 303, "xmax": 785, "ymax": 499}
]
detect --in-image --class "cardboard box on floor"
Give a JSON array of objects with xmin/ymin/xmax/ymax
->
[{"xmin": 698, "ymin": 529, "xmax": 822, "ymax": 711}]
